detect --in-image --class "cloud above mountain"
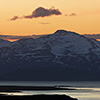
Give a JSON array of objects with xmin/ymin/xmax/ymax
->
[
  {"xmin": 9, "ymin": 7, "xmax": 62, "ymax": 21},
  {"xmin": 24, "ymin": 7, "xmax": 62, "ymax": 19},
  {"xmin": 65, "ymin": 13, "xmax": 77, "ymax": 17},
  {"xmin": 69, "ymin": 13, "xmax": 77, "ymax": 16},
  {"xmin": 39, "ymin": 22, "xmax": 50, "ymax": 25},
  {"xmin": 10, "ymin": 16, "xmax": 20, "ymax": 21}
]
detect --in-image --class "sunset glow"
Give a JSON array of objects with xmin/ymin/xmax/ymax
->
[
  {"xmin": 96, "ymin": 39, "xmax": 100, "ymax": 41},
  {"xmin": 4, "ymin": 39, "xmax": 19, "ymax": 42},
  {"xmin": 0, "ymin": 0, "xmax": 100, "ymax": 35}
]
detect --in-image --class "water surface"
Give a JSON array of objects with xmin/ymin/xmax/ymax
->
[{"xmin": 0, "ymin": 81, "xmax": 100, "ymax": 100}]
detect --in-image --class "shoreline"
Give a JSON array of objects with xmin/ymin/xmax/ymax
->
[
  {"xmin": 0, "ymin": 85, "xmax": 78, "ymax": 100},
  {"xmin": 0, "ymin": 85, "xmax": 76, "ymax": 92}
]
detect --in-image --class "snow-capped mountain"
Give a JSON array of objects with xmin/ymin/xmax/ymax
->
[{"xmin": 0, "ymin": 30, "xmax": 100, "ymax": 81}]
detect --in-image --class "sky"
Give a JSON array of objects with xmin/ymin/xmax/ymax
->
[{"xmin": 0, "ymin": 0, "xmax": 100, "ymax": 36}]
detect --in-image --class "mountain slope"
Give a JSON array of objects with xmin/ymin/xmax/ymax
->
[{"xmin": 0, "ymin": 30, "xmax": 100, "ymax": 81}]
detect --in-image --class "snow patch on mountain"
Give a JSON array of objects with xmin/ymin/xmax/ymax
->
[{"xmin": 0, "ymin": 30, "xmax": 100, "ymax": 65}]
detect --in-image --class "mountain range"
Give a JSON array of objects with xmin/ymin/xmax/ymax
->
[{"xmin": 0, "ymin": 30, "xmax": 100, "ymax": 81}]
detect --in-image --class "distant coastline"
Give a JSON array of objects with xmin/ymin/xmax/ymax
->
[{"xmin": 0, "ymin": 85, "xmax": 76, "ymax": 92}]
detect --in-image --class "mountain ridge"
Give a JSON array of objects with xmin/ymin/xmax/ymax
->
[{"xmin": 0, "ymin": 30, "xmax": 100, "ymax": 81}]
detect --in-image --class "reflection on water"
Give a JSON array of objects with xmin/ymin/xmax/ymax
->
[{"xmin": 0, "ymin": 81, "xmax": 100, "ymax": 100}]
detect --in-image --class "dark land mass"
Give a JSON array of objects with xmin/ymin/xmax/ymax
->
[{"xmin": 0, "ymin": 94, "xmax": 78, "ymax": 100}]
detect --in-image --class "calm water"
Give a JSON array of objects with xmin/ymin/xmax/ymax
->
[{"xmin": 0, "ymin": 81, "xmax": 100, "ymax": 100}]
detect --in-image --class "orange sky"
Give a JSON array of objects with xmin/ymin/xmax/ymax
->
[{"xmin": 0, "ymin": 0, "xmax": 100, "ymax": 35}]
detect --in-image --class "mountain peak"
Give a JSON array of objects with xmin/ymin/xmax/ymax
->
[
  {"xmin": 55, "ymin": 30, "xmax": 67, "ymax": 33},
  {"xmin": 53, "ymin": 30, "xmax": 67, "ymax": 36},
  {"xmin": 53, "ymin": 30, "xmax": 79, "ymax": 36}
]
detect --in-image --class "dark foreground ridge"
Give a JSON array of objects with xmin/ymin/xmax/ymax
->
[{"xmin": 0, "ymin": 94, "xmax": 78, "ymax": 100}]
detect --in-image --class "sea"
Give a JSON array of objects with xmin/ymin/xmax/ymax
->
[{"xmin": 0, "ymin": 81, "xmax": 100, "ymax": 100}]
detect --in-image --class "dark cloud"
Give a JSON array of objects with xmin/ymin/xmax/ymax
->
[
  {"xmin": 24, "ymin": 7, "xmax": 62, "ymax": 19},
  {"xmin": 9, "ymin": 7, "xmax": 62, "ymax": 21},
  {"xmin": 10, "ymin": 16, "xmax": 19, "ymax": 21},
  {"xmin": 0, "ymin": 34, "xmax": 45, "ymax": 40},
  {"xmin": 40, "ymin": 22, "xmax": 50, "ymax": 25},
  {"xmin": 69, "ymin": 13, "xmax": 77, "ymax": 16}
]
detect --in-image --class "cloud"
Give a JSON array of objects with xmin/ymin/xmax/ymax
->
[
  {"xmin": 40, "ymin": 22, "xmax": 50, "ymax": 25},
  {"xmin": 10, "ymin": 16, "xmax": 19, "ymax": 21},
  {"xmin": 65, "ymin": 13, "xmax": 77, "ymax": 17},
  {"xmin": 69, "ymin": 13, "xmax": 77, "ymax": 16},
  {"xmin": 0, "ymin": 34, "xmax": 44, "ymax": 40},
  {"xmin": 24, "ymin": 7, "xmax": 62, "ymax": 19},
  {"xmin": 65, "ymin": 14, "xmax": 68, "ymax": 16},
  {"xmin": 9, "ymin": 7, "xmax": 62, "ymax": 21}
]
